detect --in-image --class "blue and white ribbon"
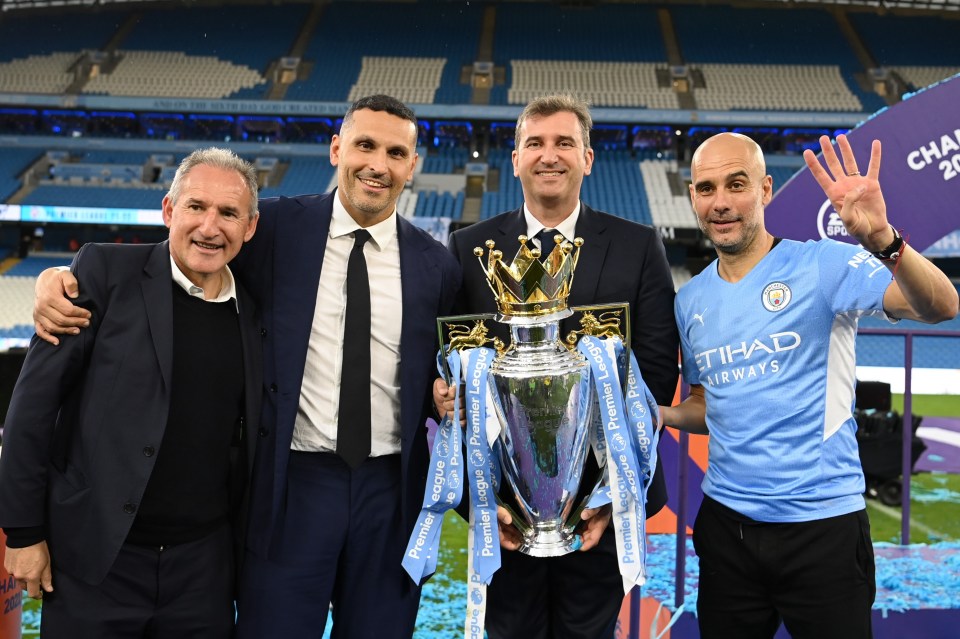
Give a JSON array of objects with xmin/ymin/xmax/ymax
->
[
  {"xmin": 578, "ymin": 335, "xmax": 660, "ymax": 591},
  {"xmin": 462, "ymin": 346, "xmax": 501, "ymax": 638},
  {"xmin": 402, "ymin": 351, "xmax": 466, "ymax": 585},
  {"xmin": 411, "ymin": 335, "xmax": 660, "ymax": 637}
]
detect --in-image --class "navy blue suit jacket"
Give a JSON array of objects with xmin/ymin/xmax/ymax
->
[
  {"xmin": 0, "ymin": 241, "xmax": 263, "ymax": 585},
  {"xmin": 232, "ymin": 191, "xmax": 461, "ymax": 556},
  {"xmin": 448, "ymin": 205, "xmax": 679, "ymax": 515}
]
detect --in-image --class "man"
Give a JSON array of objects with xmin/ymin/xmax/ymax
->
[
  {"xmin": 33, "ymin": 95, "xmax": 461, "ymax": 638},
  {"xmin": 661, "ymin": 132, "xmax": 958, "ymax": 639},
  {"xmin": 0, "ymin": 147, "xmax": 263, "ymax": 638},
  {"xmin": 436, "ymin": 94, "xmax": 679, "ymax": 639}
]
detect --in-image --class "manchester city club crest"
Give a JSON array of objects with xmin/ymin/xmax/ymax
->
[{"xmin": 762, "ymin": 282, "xmax": 792, "ymax": 312}]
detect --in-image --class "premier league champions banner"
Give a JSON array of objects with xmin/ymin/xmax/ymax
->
[{"xmin": 767, "ymin": 73, "xmax": 960, "ymax": 252}]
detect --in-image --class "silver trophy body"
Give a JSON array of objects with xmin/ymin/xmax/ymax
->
[{"xmin": 488, "ymin": 316, "xmax": 598, "ymax": 557}]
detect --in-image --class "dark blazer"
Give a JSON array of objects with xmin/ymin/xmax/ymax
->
[
  {"xmin": 232, "ymin": 191, "xmax": 461, "ymax": 555},
  {"xmin": 0, "ymin": 241, "xmax": 263, "ymax": 585},
  {"xmin": 448, "ymin": 204, "xmax": 679, "ymax": 514}
]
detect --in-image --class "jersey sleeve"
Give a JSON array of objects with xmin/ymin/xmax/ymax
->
[
  {"xmin": 675, "ymin": 288, "xmax": 700, "ymax": 386},
  {"xmin": 814, "ymin": 240, "xmax": 891, "ymax": 317}
]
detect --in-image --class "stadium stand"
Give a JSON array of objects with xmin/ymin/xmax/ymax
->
[
  {"xmin": 479, "ymin": 148, "xmax": 524, "ymax": 220},
  {"xmin": 0, "ymin": 52, "xmax": 76, "ymax": 94},
  {"xmin": 580, "ymin": 149, "xmax": 653, "ymax": 224},
  {"xmin": 893, "ymin": 67, "xmax": 960, "ymax": 91},
  {"xmin": 492, "ymin": 3, "xmax": 665, "ymax": 62},
  {"xmin": 84, "ymin": 51, "xmax": 265, "ymax": 99},
  {"xmin": 20, "ymin": 185, "xmax": 164, "ymax": 209},
  {"xmin": 850, "ymin": 13, "xmax": 960, "ymax": 69},
  {"xmin": 348, "ymin": 56, "xmax": 447, "ymax": 105},
  {"xmin": 848, "ymin": 12, "xmax": 960, "ymax": 92},
  {"xmin": 0, "ymin": 10, "xmax": 127, "ymax": 62},
  {"xmin": 116, "ymin": 4, "xmax": 308, "ymax": 99},
  {"xmin": 285, "ymin": 1, "xmax": 482, "ymax": 104},
  {"xmin": 258, "ymin": 158, "xmax": 335, "ymax": 199},
  {"xmin": 0, "ymin": 276, "xmax": 38, "ymax": 341},
  {"xmin": 692, "ymin": 64, "xmax": 862, "ymax": 112},
  {"xmin": 641, "ymin": 160, "xmax": 696, "ymax": 229},
  {"xmin": 413, "ymin": 191, "xmax": 464, "ymax": 219},
  {"xmin": 508, "ymin": 61, "xmax": 678, "ymax": 109},
  {"xmin": 0, "ymin": 148, "xmax": 40, "ymax": 201},
  {"xmin": 670, "ymin": 4, "xmax": 886, "ymax": 113},
  {"xmin": 492, "ymin": 3, "xmax": 667, "ymax": 106}
]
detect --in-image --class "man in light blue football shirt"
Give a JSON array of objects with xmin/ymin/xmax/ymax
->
[{"xmin": 661, "ymin": 132, "xmax": 958, "ymax": 639}]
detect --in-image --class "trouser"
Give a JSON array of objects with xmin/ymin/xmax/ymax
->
[
  {"xmin": 41, "ymin": 524, "xmax": 234, "ymax": 639},
  {"xmin": 486, "ymin": 526, "xmax": 623, "ymax": 639},
  {"xmin": 237, "ymin": 452, "xmax": 420, "ymax": 639},
  {"xmin": 694, "ymin": 496, "xmax": 875, "ymax": 639}
]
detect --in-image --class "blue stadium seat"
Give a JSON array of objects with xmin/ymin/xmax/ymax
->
[
  {"xmin": 0, "ymin": 9, "xmax": 128, "ymax": 62},
  {"xmin": 258, "ymin": 158, "xmax": 335, "ymax": 199},
  {"xmin": 0, "ymin": 148, "xmax": 42, "ymax": 201},
  {"xmin": 2, "ymin": 255, "xmax": 73, "ymax": 277},
  {"xmin": 285, "ymin": 2, "xmax": 482, "ymax": 104},
  {"xmin": 22, "ymin": 185, "xmax": 164, "ymax": 209}
]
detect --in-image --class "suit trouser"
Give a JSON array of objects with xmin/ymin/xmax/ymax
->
[
  {"xmin": 694, "ymin": 495, "xmax": 875, "ymax": 639},
  {"xmin": 236, "ymin": 452, "xmax": 420, "ymax": 639},
  {"xmin": 40, "ymin": 524, "xmax": 235, "ymax": 639},
  {"xmin": 486, "ymin": 526, "xmax": 624, "ymax": 639}
]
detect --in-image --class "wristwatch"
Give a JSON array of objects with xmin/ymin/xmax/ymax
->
[{"xmin": 870, "ymin": 226, "xmax": 905, "ymax": 261}]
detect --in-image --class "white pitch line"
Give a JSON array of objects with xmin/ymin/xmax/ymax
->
[{"xmin": 866, "ymin": 500, "xmax": 950, "ymax": 540}]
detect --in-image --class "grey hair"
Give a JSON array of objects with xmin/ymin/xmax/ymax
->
[
  {"xmin": 167, "ymin": 147, "xmax": 259, "ymax": 220},
  {"xmin": 515, "ymin": 94, "xmax": 593, "ymax": 152}
]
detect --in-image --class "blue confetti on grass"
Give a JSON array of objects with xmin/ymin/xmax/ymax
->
[{"xmin": 639, "ymin": 535, "xmax": 960, "ymax": 616}]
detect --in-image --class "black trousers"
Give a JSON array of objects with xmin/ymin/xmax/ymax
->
[
  {"xmin": 237, "ymin": 453, "xmax": 420, "ymax": 639},
  {"xmin": 486, "ymin": 526, "xmax": 623, "ymax": 639},
  {"xmin": 693, "ymin": 496, "xmax": 875, "ymax": 639},
  {"xmin": 41, "ymin": 524, "xmax": 235, "ymax": 639}
]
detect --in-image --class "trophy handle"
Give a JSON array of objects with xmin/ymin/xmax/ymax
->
[{"xmin": 436, "ymin": 313, "xmax": 499, "ymax": 383}]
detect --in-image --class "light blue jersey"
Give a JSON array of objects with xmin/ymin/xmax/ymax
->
[{"xmin": 676, "ymin": 239, "xmax": 894, "ymax": 522}]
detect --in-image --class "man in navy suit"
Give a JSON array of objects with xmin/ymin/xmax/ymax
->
[
  {"xmin": 1, "ymin": 148, "xmax": 263, "ymax": 638},
  {"xmin": 33, "ymin": 95, "xmax": 460, "ymax": 638},
  {"xmin": 230, "ymin": 94, "xmax": 459, "ymax": 638},
  {"xmin": 436, "ymin": 94, "xmax": 679, "ymax": 639}
]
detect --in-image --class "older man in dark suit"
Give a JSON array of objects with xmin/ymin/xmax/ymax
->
[
  {"xmin": 0, "ymin": 148, "xmax": 262, "ymax": 638},
  {"xmin": 437, "ymin": 94, "xmax": 679, "ymax": 639}
]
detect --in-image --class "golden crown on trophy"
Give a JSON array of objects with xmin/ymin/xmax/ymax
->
[{"xmin": 473, "ymin": 234, "xmax": 583, "ymax": 319}]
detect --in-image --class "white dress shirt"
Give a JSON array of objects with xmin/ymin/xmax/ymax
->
[
  {"xmin": 292, "ymin": 194, "xmax": 404, "ymax": 456},
  {"xmin": 169, "ymin": 255, "xmax": 238, "ymax": 311},
  {"xmin": 523, "ymin": 202, "xmax": 581, "ymax": 250}
]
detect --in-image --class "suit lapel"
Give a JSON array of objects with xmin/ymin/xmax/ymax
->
[
  {"xmin": 141, "ymin": 241, "xmax": 174, "ymax": 391},
  {"xmin": 273, "ymin": 193, "xmax": 333, "ymax": 393},
  {"xmin": 236, "ymin": 282, "xmax": 262, "ymax": 473},
  {"xmin": 495, "ymin": 209, "xmax": 527, "ymax": 250},
  {"xmin": 398, "ymin": 217, "xmax": 436, "ymax": 441},
  {"xmin": 569, "ymin": 205, "xmax": 609, "ymax": 306}
]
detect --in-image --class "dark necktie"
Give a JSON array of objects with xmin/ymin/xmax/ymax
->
[
  {"xmin": 337, "ymin": 229, "xmax": 372, "ymax": 468},
  {"xmin": 536, "ymin": 228, "xmax": 562, "ymax": 259}
]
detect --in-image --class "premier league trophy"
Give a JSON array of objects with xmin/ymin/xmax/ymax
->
[
  {"xmin": 405, "ymin": 234, "xmax": 653, "ymax": 638},
  {"xmin": 443, "ymin": 234, "xmax": 626, "ymax": 557}
]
